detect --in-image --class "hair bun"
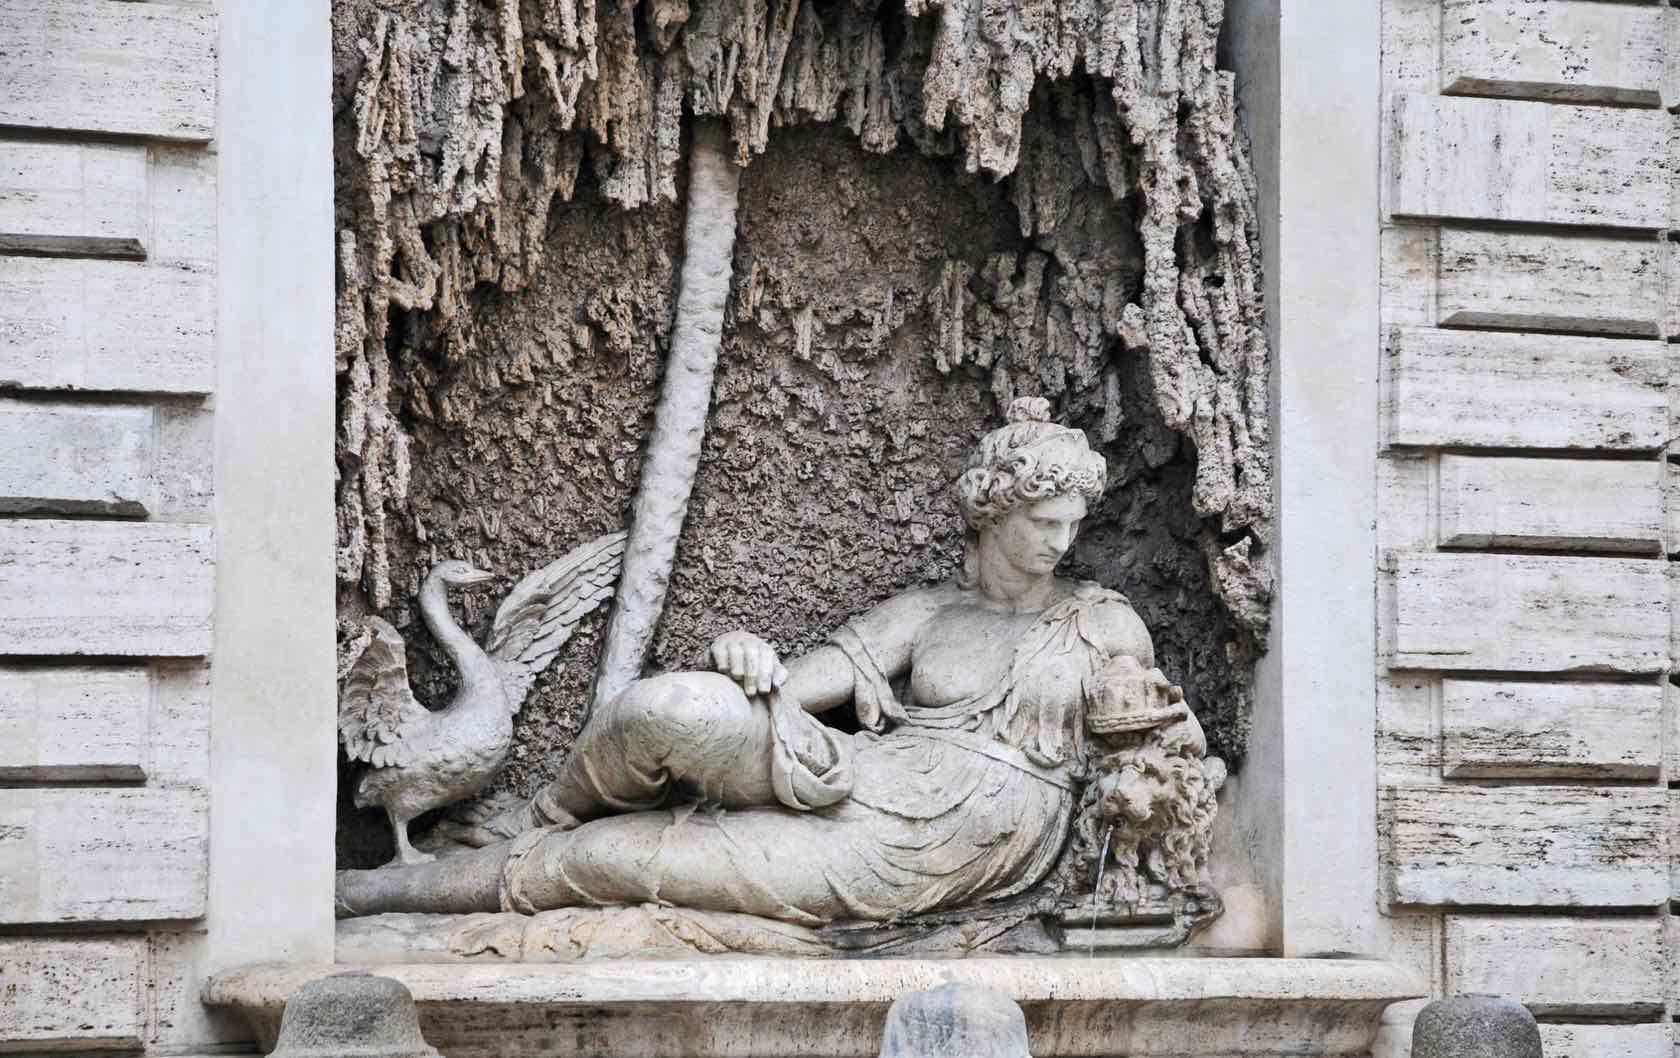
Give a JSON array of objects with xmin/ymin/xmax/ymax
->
[{"xmin": 1006, "ymin": 396, "xmax": 1053, "ymax": 425}]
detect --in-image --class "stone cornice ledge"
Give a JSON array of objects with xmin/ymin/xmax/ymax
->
[{"xmin": 207, "ymin": 957, "xmax": 1425, "ymax": 1058}]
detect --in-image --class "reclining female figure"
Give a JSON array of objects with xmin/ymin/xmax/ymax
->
[{"xmin": 336, "ymin": 398, "xmax": 1171, "ymax": 923}]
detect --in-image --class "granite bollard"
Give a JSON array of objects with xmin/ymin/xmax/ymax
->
[
  {"xmin": 879, "ymin": 983, "xmax": 1032, "ymax": 1058},
  {"xmin": 268, "ymin": 971, "xmax": 440, "ymax": 1058},
  {"xmin": 1412, "ymin": 997, "xmax": 1542, "ymax": 1058}
]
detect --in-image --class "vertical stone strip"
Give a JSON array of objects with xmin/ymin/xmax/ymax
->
[{"xmin": 592, "ymin": 121, "xmax": 741, "ymax": 713}]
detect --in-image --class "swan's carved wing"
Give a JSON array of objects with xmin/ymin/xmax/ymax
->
[
  {"xmin": 486, "ymin": 530, "xmax": 627, "ymax": 712},
  {"xmin": 339, "ymin": 617, "xmax": 430, "ymax": 767}
]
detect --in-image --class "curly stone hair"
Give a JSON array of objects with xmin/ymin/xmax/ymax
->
[{"xmin": 952, "ymin": 397, "xmax": 1107, "ymax": 587}]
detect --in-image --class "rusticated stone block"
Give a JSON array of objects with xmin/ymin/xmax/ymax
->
[
  {"xmin": 1445, "ymin": 916, "xmax": 1664, "ymax": 1015},
  {"xmin": 1386, "ymin": 329, "xmax": 1667, "ymax": 451},
  {"xmin": 0, "ymin": 937, "xmax": 145, "ymax": 1051},
  {"xmin": 0, "ymin": 399, "xmax": 155, "ymax": 515},
  {"xmin": 0, "ymin": 520, "xmax": 214, "ymax": 656},
  {"xmin": 1381, "ymin": 784, "xmax": 1666, "ymax": 907},
  {"xmin": 0, "ymin": 0, "xmax": 216, "ymax": 141},
  {"xmin": 1440, "ymin": 0, "xmax": 1673, "ymax": 107},
  {"xmin": 0, "ymin": 788, "xmax": 208, "ymax": 924},
  {"xmin": 0, "ymin": 140, "xmax": 148, "ymax": 256},
  {"xmin": 1391, "ymin": 94, "xmax": 1669, "ymax": 228},
  {"xmin": 1437, "ymin": 455, "xmax": 1663, "ymax": 554},
  {"xmin": 1387, "ymin": 552, "xmax": 1668, "ymax": 673},
  {"xmin": 1441, "ymin": 679, "xmax": 1662, "ymax": 780}
]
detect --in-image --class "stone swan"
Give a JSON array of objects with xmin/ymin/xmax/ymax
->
[{"xmin": 339, "ymin": 532, "xmax": 627, "ymax": 865}]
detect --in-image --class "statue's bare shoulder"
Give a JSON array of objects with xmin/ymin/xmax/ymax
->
[
  {"xmin": 1071, "ymin": 584, "xmax": 1156, "ymax": 668},
  {"xmin": 844, "ymin": 581, "xmax": 965, "ymax": 659}
]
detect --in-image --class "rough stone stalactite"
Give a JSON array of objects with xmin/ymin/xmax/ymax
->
[{"xmin": 331, "ymin": 0, "xmax": 1272, "ymax": 725}]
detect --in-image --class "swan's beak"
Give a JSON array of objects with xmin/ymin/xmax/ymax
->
[{"xmin": 459, "ymin": 568, "xmax": 496, "ymax": 586}]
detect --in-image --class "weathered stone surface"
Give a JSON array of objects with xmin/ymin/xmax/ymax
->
[
  {"xmin": 1670, "ymin": 789, "xmax": 1680, "ymax": 903},
  {"xmin": 0, "ymin": 140, "xmax": 148, "ymax": 255},
  {"xmin": 0, "ymin": 663, "xmax": 208, "ymax": 788},
  {"xmin": 0, "ymin": 258, "xmax": 216, "ymax": 393},
  {"xmin": 147, "ymin": 929, "xmax": 245, "ymax": 1052},
  {"xmin": 0, "ymin": 0, "xmax": 216, "ymax": 141},
  {"xmin": 149, "ymin": 662, "xmax": 213, "ymax": 789},
  {"xmin": 1377, "ymin": 672, "xmax": 1436, "ymax": 784},
  {"xmin": 0, "ymin": 788, "xmax": 208, "ymax": 924},
  {"xmin": 1377, "ymin": 452, "xmax": 1432, "ymax": 553},
  {"xmin": 1445, "ymin": 916, "xmax": 1665, "ymax": 1015},
  {"xmin": 0, "ymin": 398, "xmax": 155, "ymax": 515},
  {"xmin": 1386, "ymin": 329, "xmax": 1667, "ymax": 451},
  {"xmin": 1391, "ymin": 94, "xmax": 1669, "ymax": 228},
  {"xmin": 1381, "ymin": 784, "xmax": 1666, "ymax": 906},
  {"xmin": 1441, "ymin": 0, "xmax": 1673, "ymax": 106},
  {"xmin": 150, "ymin": 403, "xmax": 216, "ymax": 520},
  {"xmin": 1666, "ymin": 240, "xmax": 1680, "ymax": 340},
  {"xmin": 1380, "ymin": 226, "xmax": 1439, "ymax": 327},
  {"xmin": 1386, "ymin": 552, "xmax": 1668, "ymax": 673},
  {"xmin": 1667, "ymin": 683, "xmax": 1680, "ymax": 785},
  {"xmin": 270, "ymin": 973, "xmax": 439, "ymax": 1058},
  {"xmin": 1384, "ymin": 0, "xmax": 1442, "ymax": 93},
  {"xmin": 1539, "ymin": 1023, "xmax": 1673, "ymax": 1058},
  {"xmin": 879, "ymin": 984, "xmax": 1029, "ymax": 1058},
  {"xmin": 1437, "ymin": 229, "xmax": 1663, "ymax": 336},
  {"xmin": 1412, "ymin": 997, "xmax": 1540, "ymax": 1058},
  {"xmin": 1441, "ymin": 678, "xmax": 1663, "ymax": 780},
  {"xmin": 0, "ymin": 520, "xmax": 214, "ymax": 656},
  {"xmin": 1437, "ymin": 455, "xmax": 1663, "ymax": 553},
  {"xmin": 0, "ymin": 666, "xmax": 149, "ymax": 781},
  {"xmin": 0, "ymin": 938, "xmax": 144, "ymax": 1051},
  {"xmin": 0, "ymin": 148, "xmax": 215, "ymax": 394},
  {"xmin": 206, "ymin": 957, "xmax": 1427, "ymax": 1058}
]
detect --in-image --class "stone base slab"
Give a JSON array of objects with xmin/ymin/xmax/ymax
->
[{"xmin": 205, "ymin": 957, "xmax": 1423, "ymax": 1058}]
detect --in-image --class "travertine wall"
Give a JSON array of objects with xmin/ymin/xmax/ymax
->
[
  {"xmin": 0, "ymin": 2, "xmax": 223, "ymax": 1053},
  {"xmin": 0, "ymin": 0, "xmax": 339, "ymax": 1053},
  {"xmin": 1378, "ymin": 2, "xmax": 1677, "ymax": 1053}
]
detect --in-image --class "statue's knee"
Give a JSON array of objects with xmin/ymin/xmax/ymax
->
[{"xmin": 607, "ymin": 671, "xmax": 743, "ymax": 743}]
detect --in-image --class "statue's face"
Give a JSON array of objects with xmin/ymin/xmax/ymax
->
[{"xmin": 986, "ymin": 493, "xmax": 1088, "ymax": 577}]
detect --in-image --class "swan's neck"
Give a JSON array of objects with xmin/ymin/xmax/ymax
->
[{"xmin": 419, "ymin": 574, "xmax": 489, "ymax": 679}]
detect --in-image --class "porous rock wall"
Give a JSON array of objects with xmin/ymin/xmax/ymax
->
[{"xmin": 331, "ymin": 0, "xmax": 1271, "ymax": 862}]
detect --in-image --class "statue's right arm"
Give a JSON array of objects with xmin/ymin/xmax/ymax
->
[{"xmin": 784, "ymin": 585, "xmax": 947, "ymax": 715}]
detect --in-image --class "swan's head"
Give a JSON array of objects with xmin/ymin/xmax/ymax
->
[{"xmin": 429, "ymin": 559, "xmax": 496, "ymax": 589}]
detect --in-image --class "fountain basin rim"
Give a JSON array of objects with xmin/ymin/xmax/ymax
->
[{"xmin": 206, "ymin": 955, "xmax": 1425, "ymax": 1009}]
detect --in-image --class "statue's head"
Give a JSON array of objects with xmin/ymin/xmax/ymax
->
[
  {"xmin": 430, "ymin": 559, "xmax": 496, "ymax": 588},
  {"xmin": 953, "ymin": 397, "xmax": 1107, "ymax": 586}
]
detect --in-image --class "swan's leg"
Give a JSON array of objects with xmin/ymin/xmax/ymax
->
[{"xmin": 389, "ymin": 808, "xmax": 436, "ymax": 866}]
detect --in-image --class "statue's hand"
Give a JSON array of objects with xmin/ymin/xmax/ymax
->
[{"xmin": 710, "ymin": 630, "xmax": 789, "ymax": 698}]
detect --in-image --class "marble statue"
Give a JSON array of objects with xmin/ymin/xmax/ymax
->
[
  {"xmin": 338, "ymin": 533, "xmax": 626, "ymax": 865},
  {"xmin": 336, "ymin": 399, "xmax": 1223, "ymax": 943}
]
